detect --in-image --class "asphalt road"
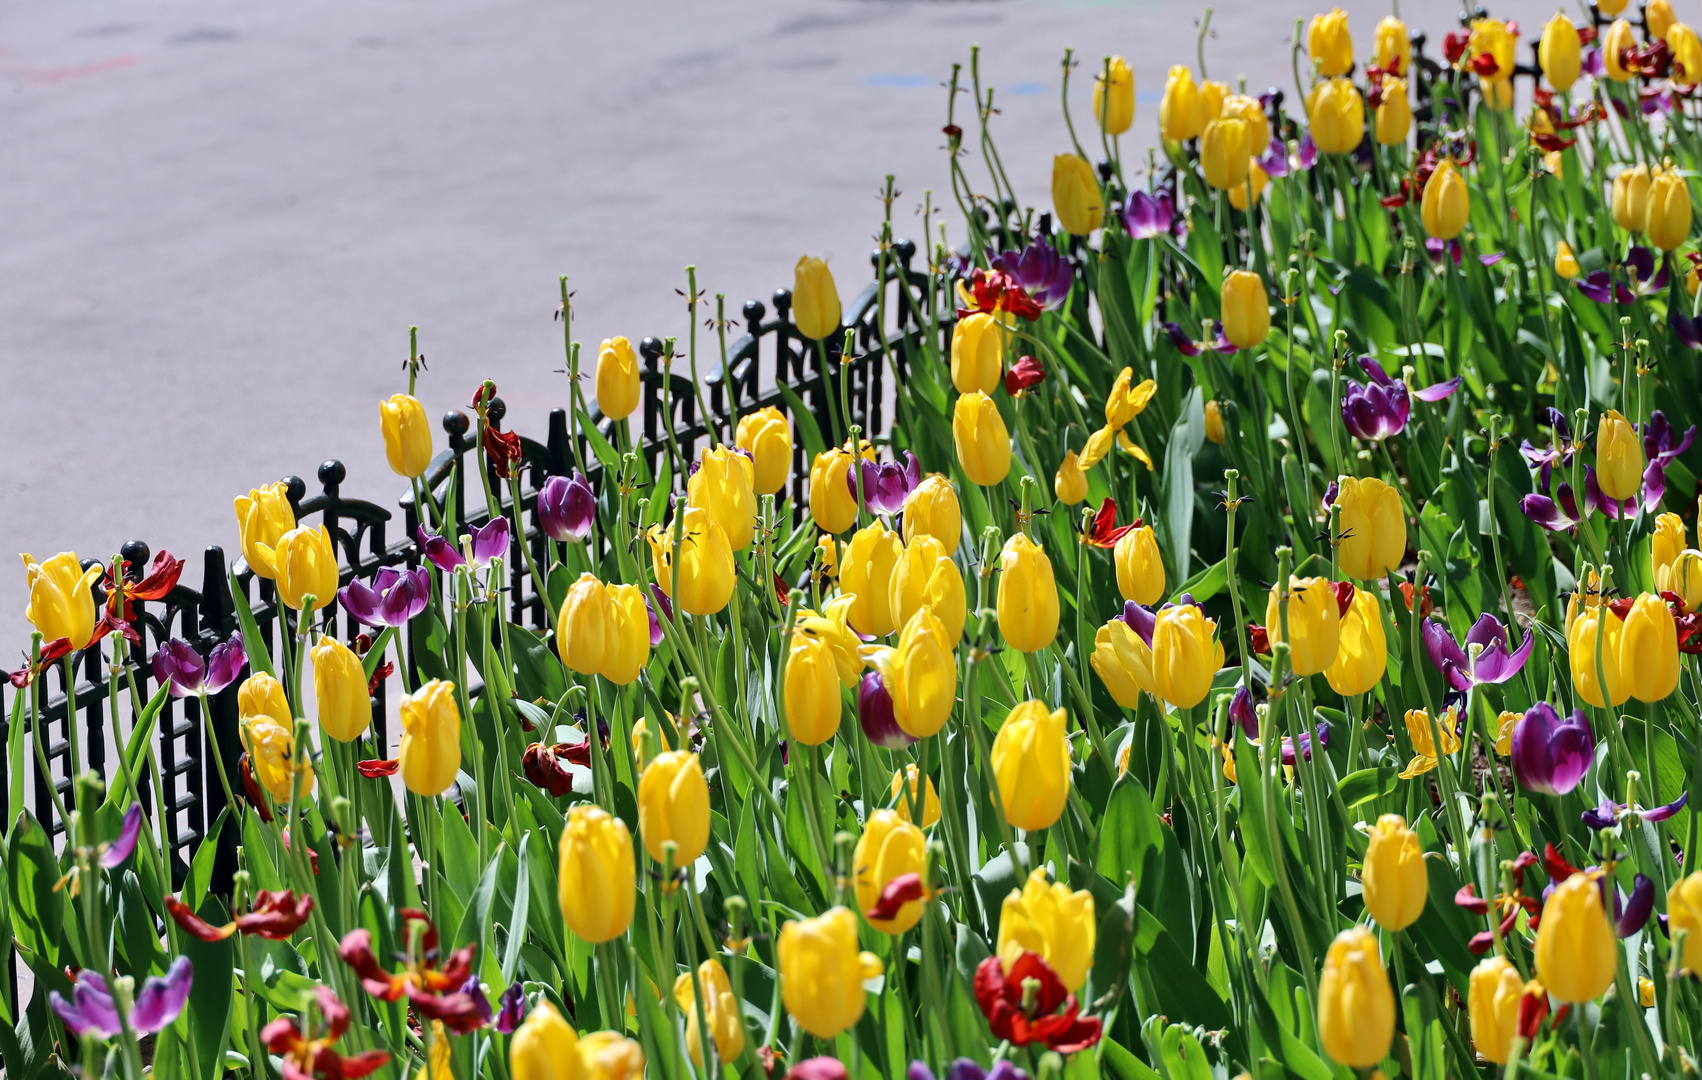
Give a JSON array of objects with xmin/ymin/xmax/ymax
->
[{"xmin": 1, "ymin": 0, "xmax": 1551, "ymax": 648}]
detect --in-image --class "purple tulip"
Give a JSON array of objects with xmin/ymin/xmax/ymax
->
[
  {"xmin": 1510, "ymin": 703, "xmax": 1594, "ymax": 796},
  {"xmin": 1641, "ymin": 411, "xmax": 1697, "ymax": 510},
  {"xmin": 946, "ymin": 1061, "xmax": 1032, "ymax": 1080},
  {"xmin": 458, "ymin": 976, "xmax": 495, "ymax": 1025},
  {"xmin": 1579, "ymin": 246, "xmax": 1667, "ymax": 303},
  {"xmin": 1616, "ymin": 873, "xmax": 1656, "ymax": 937},
  {"xmin": 1122, "ymin": 190, "xmax": 1175, "ymax": 240},
  {"xmin": 1341, "ymin": 357, "xmax": 1460, "ymax": 441},
  {"xmin": 1520, "ymin": 484, "xmax": 1583, "ymax": 532},
  {"xmin": 52, "ymin": 956, "xmax": 193, "ymax": 1040},
  {"xmin": 791, "ymin": 1060, "xmax": 850, "ymax": 1080},
  {"xmin": 538, "ymin": 472, "xmax": 595, "ymax": 541},
  {"xmin": 101, "ymin": 803, "xmax": 144, "ymax": 869},
  {"xmin": 340, "ymin": 566, "xmax": 432, "ymax": 628},
  {"xmin": 1294, "ymin": 133, "xmax": 1319, "ymax": 172},
  {"xmin": 990, "ymin": 242, "xmax": 1073, "ymax": 310},
  {"xmin": 647, "ymin": 586, "xmax": 672, "ymax": 645},
  {"xmin": 1583, "ymin": 46, "xmax": 1604, "ymax": 77},
  {"xmin": 1576, "ymin": 269, "xmax": 1633, "ymax": 304},
  {"xmin": 1422, "ymin": 614, "xmax": 1533, "ymax": 691},
  {"xmin": 152, "ymin": 634, "xmax": 247, "ymax": 698},
  {"xmin": 1229, "ymin": 684, "xmax": 1257, "ymax": 739},
  {"xmin": 1582, "ymin": 791, "xmax": 1689, "ymax": 830},
  {"xmin": 1256, "ymin": 138, "xmax": 1289, "ymax": 179},
  {"xmin": 858, "ymin": 672, "xmax": 914, "ymax": 749},
  {"xmin": 1162, "ymin": 321, "xmax": 1237, "ymax": 357},
  {"xmin": 1119, "ymin": 599, "xmax": 1156, "ymax": 645},
  {"xmin": 1426, "ymin": 237, "xmax": 1463, "ymax": 266},
  {"xmin": 496, "ymin": 982, "xmax": 526, "ymax": 1033},
  {"xmin": 854, "ymin": 452, "xmax": 922, "ymax": 516},
  {"xmin": 415, "ymin": 526, "xmax": 465, "ymax": 572},
  {"xmin": 1280, "ymin": 721, "xmax": 1330, "ymax": 766},
  {"xmin": 468, "ymin": 516, "xmax": 511, "ymax": 567}
]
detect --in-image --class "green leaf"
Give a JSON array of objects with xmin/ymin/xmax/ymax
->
[
  {"xmin": 509, "ymin": 623, "xmax": 568, "ymax": 703},
  {"xmin": 779, "ymin": 382, "xmax": 828, "ymax": 461},
  {"xmin": 1096, "ymin": 781, "xmax": 1164, "ymax": 889},
  {"xmin": 8, "ymin": 812, "xmax": 65, "ymax": 970},
  {"xmin": 228, "ymin": 567, "xmax": 275, "ymax": 679},
  {"xmin": 1337, "ymin": 766, "xmax": 1400, "ymax": 808},
  {"xmin": 503, "ymin": 833, "xmax": 532, "ymax": 984},
  {"xmin": 179, "ymin": 893, "xmax": 236, "ymax": 1080}
]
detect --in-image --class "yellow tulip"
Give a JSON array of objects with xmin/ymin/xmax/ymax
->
[
  {"xmin": 809, "ymin": 448, "xmax": 860, "ymax": 534},
  {"xmin": 1374, "ymin": 16, "xmax": 1411, "ymax": 74},
  {"xmin": 1668, "ymin": 872, "xmax": 1702, "ymax": 974},
  {"xmin": 1200, "ymin": 117, "xmax": 1250, "ymax": 192},
  {"xmin": 1204, "ymin": 400, "xmax": 1226, "ymax": 444},
  {"xmin": 853, "ymin": 810, "xmax": 927, "ymax": 934},
  {"xmin": 1400, "ymin": 706, "xmax": 1462, "ymax": 779},
  {"xmin": 21, "ymin": 553, "xmax": 103, "ymax": 651},
  {"xmin": 778, "ymin": 907, "xmax": 883, "ymax": 1039},
  {"xmin": 1568, "ymin": 603, "xmax": 1628, "ymax": 708},
  {"xmin": 902, "ymin": 475, "xmax": 961, "ymax": 555},
  {"xmin": 1422, "ymin": 159, "xmax": 1469, "ymax": 240},
  {"xmin": 688, "ymin": 445, "xmax": 758, "ymax": 551},
  {"xmin": 242, "ymin": 711, "xmax": 313, "ymax": 805},
  {"xmin": 274, "ymin": 525, "xmax": 338, "ymax": 612},
  {"xmin": 735, "ymin": 406, "xmax": 792, "ymax": 495},
  {"xmin": 312, "ymin": 635, "xmax": 372, "ymax": 742},
  {"xmin": 638, "ymin": 751, "xmax": 709, "ymax": 865},
  {"xmin": 953, "ymin": 392, "xmax": 1011, "ymax": 487},
  {"xmin": 1219, "ymin": 94, "xmax": 1270, "ymax": 154},
  {"xmin": 1227, "ymin": 161, "xmax": 1269, "ymax": 211},
  {"xmin": 1468, "ymin": 956, "xmax": 1526, "ymax": 1064},
  {"xmin": 796, "ymin": 595, "xmax": 864, "ymax": 686},
  {"xmin": 867, "ymin": 608, "xmax": 957, "ymax": 739},
  {"xmin": 238, "ymin": 671, "xmax": 290, "ymax": 727},
  {"xmin": 1265, "ymin": 577, "xmax": 1341, "ymax": 676},
  {"xmin": 1151, "ymin": 603, "xmax": 1224, "ymax": 708},
  {"xmin": 600, "ymin": 583, "xmax": 651, "ymax": 686},
  {"xmin": 1603, "ymin": 19, "xmax": 1636, "ymax": 81},
  {"xmin": 1104, "ymin": 367, "xmax": 1158, "ymax": 429},
  {"xmin": 990, "ymin": 701, "xmax": 1070, "ymax": 832},
  {"xmin": 646, "ymin": 506, "xmax": 735, "ymax": 616},
  {"xmin": 816, "ymin": 533, "xmax": 839, "ymax": 578},
  {"xmin": 1197, "ymin": 80, "xmax": 1230, "ymax": 124},
  {"xmin": 1649, "ymin": 0, "xmax": 1677, "ymax": 41},
  {"xmin": 1326, "ymin": 588, "xmax": 1387, "ymax": 697},
  {"xmin": 578, "ymin": 1032, "xmax": 644, "ymax": 1080},
  {"xmin": 1158, "ymin": 65, "xmax": 1205, "ymax": 143},
  {"xmin": 415, "ymin": 1022, "xmax": 450, "ymax": 1080},
  {"xmin": 1679, "ymin": 23, "xmax": 1702, "ymax": 83},
  {"xmin": 1469, "ymin": 19, "xmax": 1516, "ymax": 79},
  {"xmin": 556, "ymin": 573, "xmax": 613, "ymax": 676},
  {"xmin": 510, "ymin": 1002, "xmax": 582, "ymax": 1080},
  {"xmin": 997, "ymin": 869, "xmax": 1097, "ymax": 991},
  {"xmin": 951, "ymin": 311, "xmax": 1010, "ymax": 395},
  {"xmin": 1646, "ymin": 166, "xmax": 1692, "ymax": 251},
  {"xmin": 380, "ymin": 394, "xmax": 433, "ymax": 479},
  {"xmin": 1114, "ymin": 525, "xmax": 1164, "ymax": 605},
  {"xmin": 398, "ymin": 679, "xmax": 461, "ymax": 797},
  {"xmin": 996, "ymin": 533, "xmax": 1059, "ymax": 652},
  {"xmin": 1600, "ymin": 0, "xmax": 1629, "ymax": 15},
  {"xmin": 1221, "ymin": 270, "xmax": 1270, "ymax": 349},
  {"xmin": 1535, "ymin": 872, "xmax": 1619, "ymax": 1003},
  {"xmin": 1317, "ymin": 926, "xmax": 1395, "ymax": 1068},
  {"xmin": 1361, "ymin": 814, "xmax": 1427, "ymax": 930},
  {"xmin": 1554, "ymin": 241, "xmax": 1580, "ymax": 279},
  {"xmin": 558, "ymin": 805, "xmax": 636, "ymax": 943},
  {"xmin": 1614, "ymin": 164, "xmax": 1651, "ymax": 231},
  {"xmin": 1655, "ymin": 513, "xmax": 1690, "ymax": 581},
  {"xmin": 793, "ymin": 257, "xmax": 842, "ymax": 341},
  {"xmin": 235, "ymin": 481, "xmax": 297, "ymax": 579},
  {"xmin": 1596, "ymin": 409, "xmax": 1645, "ymax": 502},
  {"xmin": 784, "ymin": 631, "xmax": 845, "ymax": 746},
  {"xmin": 1375, "ymin": 79, "xmax": 1411, "ymax": 146},
  {"xmin": 674, "ymin": 960, "xmax": 744, "ymax": 1065},
  {"xmin": 1539, "ymin": 13, "xmax": 1581, "ymax": 91},
  {"xmin": 595, "ymin": 337, "xmax": 641, "ymax": 422},
  {"xmin": 1665, "ymin": 550, "xmax": 1702, "ymax": 612},
  {"xmin": 1621, "ymin": 592, "xmax": 1679, "ymax": 702},
  {"xmin": 841, "ymin": 520, "xmax": 904, "ymax": 637},
  {"xmin": 1307, "ymin": 78, "xmax": 1364, "ymax": 155},
  {"xmin": 1308, "ymin": 8, "xmax": 1354, "ymax": 77},
  {"xmin": 890, "ymin": 764, "xmax": 941, "ymax": 828},
  {"xmin": 1092, "ymin": 55, "xmax": 1135, "ymax": 135},
  {"xmin": 1336, "ymin": 475, "xmax": 1406, "ymax": 579},
  {"xmin": 1052, "ymin": 154, "xmax": 1103, "ymax": 236},
  {"xmin": 1055, "ymin": 449, "xmax": 1089, "ymax": 505},
  {"xmin": 888, "ymin": 535, "xmax": 966, "ymax": 645},
  {"xmin": 1091, "ymin": 617, "xmax": 1155, "ymax": 708}
]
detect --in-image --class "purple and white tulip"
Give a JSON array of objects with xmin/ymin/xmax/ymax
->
[
  {"xmin": 340, "ymin": 566, "xmax": 432, "ymax": 628},
  {"xmin": 51, "ymin": 956, "xmax": 193, "ymax": 1040},
  {"xmin": 1581, "ymin": 791, "xmax": 1689, "ymax": 830},
  {"xmin": 1121, "ymin": 190, "xmax": 1177, "ymax": 240},
  {"xmin": 1340, "ymin": 357, "xmax": 1461, "ymax": 441},
  {"xmin": 1422, "ymin": 614, "xmax": 1533, "ymax": 691},
  {"xmin": 152, "ymin": 633, "xmax": 247, "ymax": 698},
  {"xmin": 855, "ymin": 452, "xmax": 923, "ymax": 516},
  {"xmin": 538, "ymin": 472, "xmax": 596, "ymax": 542},
  {"xmin": 858, "ymin": 671, "xmax": 914, "ymax": 749}
]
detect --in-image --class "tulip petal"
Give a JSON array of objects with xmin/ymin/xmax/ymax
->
[
  {"xmin": 1412, "ymin": 376, "xmax": 1463, "ymax": 401},
  {"xmin": 1617, "ymin": 874, "xmax": 1655, "ymax": 938},
  {"xmin": 100, "ymin": 802, "xmax": 144, "ymax": 868},
  {"xmin": 130, "ymin": 956, "xmax": 194, "ymax": 1034}
]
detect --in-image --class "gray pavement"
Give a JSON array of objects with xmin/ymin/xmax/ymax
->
[{"xmin": 2, "ymin": 0, "xmax": 1550, "ymax": 647}]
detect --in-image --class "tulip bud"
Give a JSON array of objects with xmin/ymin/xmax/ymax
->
[
  {"xmin": 687, "ymin": 446, "xmax": 759, "ymax": 552},
  {"xmin": 21, "ymin": 552, "xmax": 104, "ymax": 652},
  {"xmin": 902, "ymin": 475, "xmax": 962, "ymax": 555},
  {"xmin": 1306, "ymin": 78, "xmax": 1364, "ymax": 155},
  {"xmin": 1265, "ymin": 577, "xmax": 1342, "ymax": 676},
  {"xmin": 1374, "ymin": 78, "xmax": 1411, "ymax": 146},
  {"xmin": 1649, "ymin": 0, "xmax": 1677, "ymax": 41},
  {"xmin": 1613, "ymin": 164, "xmax": 1651, "ymax": 231},
  {"xmin": 1204, "ymin": 400, "xmax": 1226, "ymax": 444},
  {"xmin": 1220, "ymin": 270, "xmax": 1270, "ymax": 350},
  {"xmin": 888, "ymin": 536, "xmax": 966, "ymax": 645},
  {"xmin": 1335, "ymin": 475, "xmax": 1406, "ymax": 580},
  {"xmin": 579, "ymin": 1031, "xmax": 645, "ymax": 1080},
  {"xmin": 235, "ymin": 482, "xmax": 297, "ymax": 580},
  {"xmin": 1317, "ymin": 926, "xmax": 1395, "ymax": 1068},
  {"xmin": 953, "ymin": 392, "xmax": 1012, "ymax": 487},
  {"xmin": 1091, "ymin": 618, "xmax": 1155, "ymax": 708},
  {"xmin": 1374, "ymin": 16, "xmax": 1411, "ymax": 74},
  {"xmin": 1554, "ymin": 241, "xmax": 1580, "ymax": 279},
  {"xmin": 1151, "ymin": 603, "xmax": 1223, "ymax": 708},
  {"xmin": 674, "ymin": 960, "xmax": 744, "ymax": 1065},
  {"xmin": 1595, "ymin": 408, "xmax": 1645, "ymax": 501},
  {"xmin": 951, "ymin": 311, "xmax": 1010, "ymax": 395},
  {"xmin": 867, "ymin": 608, "xmax": 957, "ymax": 739},
  {"xmin": 793, "ymin": 257, "xmax": 842, "ymax": 341},
  {"xmin": 1226, "ymin": 161, "xmax": 1270, "ymax": 211},
  {"xmin": 735, "ymin": 406, "xmax": 793, "ymax": 495},
  {"xmin": 1538, "ymin": 13, "xmax": 1581, "ymax": 91},
  {"xmin": 1114, "ymin": 525, "xmax": 1165, "ymax": 606},
  {"xmin": 556, "ymin": 573, "xmax": 613, "ymax": 676},
  {"xmin": 1567, "ymin": 603, "xmax": 1628, "ymax": 708},
  {"xmin": 1645, "ymin": 166, "xmax": 1692, "ymax": 251},
  {"xmin": 539, "ymin": 473, "xmax": 596, "ymax": 542},
  {"xmin": 1534, "ymin": 872, "xmax": 1618, "ymax": 1003},
  {"xmin": 785, "ymin": 630, "xmax": 845, "ymax": 746},
  {"xmin": 996, "ymin": 533, "xmax": 1060, "ymax": 653},
  {"xmin": 1308, "ymin": 8, "xmax": 1354, "ymax": 76},
  {"xmin": 639, "ymin": 751, "xmax": 709, "ymax": 865},
  {"xmin": 647, "ymin": 507, "xmax": 735, "ymax": 616},
  {"xmin": 1092, "ymin": 55, "xmax": 1135, "ymax": 135},
  {"xmin": 991, "ymin": 701, "xmax": 1070, "ymax": 832},
  {"xmin": 841, "ymin": 520, "xmax": 904, "ymax": 637},
  {"xmin": 997, "ymin": 869, "xmax": 1096, "ymax": 992},
  {"xmin": 312, "ymin": 635, "xmax": 372, "ymax": 742},
  {"xmin": 853, "ymin": 810, "xmax": 927, "ymax": 933},
  {"xmin": 1200, "ymin": 117, "xmax": 1251, "ymax": 192},
  {"xmin": 510, "ymin": 1002, "xmax": 580, "ymax": 1080},
  {"xmin": 1158, "ymin": 65, "xmax": 1205, "ymax": 143},
  {"xmin": 1421, "ymin": 159, "xmax": 1469, "ymax": 241},
  {"xmin": 595, "ymin": 337, "xmax": 641, "ymax": 421},
  {"xmin": 1621, "ymin": 592, "xmax": 1679, "ymax": 702},
  {"xmin": 1667, "ymin": 550, "xmax": 1702, "ymax": 612},
  {"xmin": 1051, "ymin": 154, "xmax": 1103, "ymax": 236},
  {"xmin": 1603, "ymin": 19, "xmax": 1636, "ymax": 81},
  {"xmin": 1054, "ymin": 449, "xmax": 1089, "ymax": 505},
  {"xmin": 1361, "ymin": 814, "xmax": 1426, "ymax": 930},
  {"xmin": 1653, "ymin": 513, "xmax": 1687, "ymax": 583},
  {"xmin": 1325, "ymin": 588, "xmax": 1387, "ymax": 697},
  {"xmin": 890, "ymin": 764, "xmax": 941, "ymax": 828},
  {"xmin": 379, "ymin": 394, "xmax": 433, "ymax": 479},
  {"xmin": 559, "ymin": 805, "xmax": 636, "ymax": 942},
  {"xmin": 809, "ymin": 448, "xmax": 861, "ymax": 534},
  {"xmin": 1667, "ymin": 872, "xmax": 1702, "ymax": 975},
  {"xmin": 1468, "ymin": 956, "xmax": 1526, "ymax": 1064},
  {"xmin": 600, "ymin": 584, "xmax": 651, "ymax": 686},
  {"xmin": 779, "ymin": 907, "xmax": 883, "ymax": 1039},
  {"xmin": 274, "ymin": 525, "xmax": 338, "ymax": 612},
  {"xmin": 398, "ymin": 679, "xmax": 461, "ymax": 797}
]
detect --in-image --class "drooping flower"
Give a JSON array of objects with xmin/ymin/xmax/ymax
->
[
  {"xmin": 1340, "ymin": 357, "xmax": 1461, "ymax": 440},
  {"xmin": 339, "ymin": 910, "xmax": 487, "ymax": 1032},
  {"xmin": 153, "ymin": 633, "xmax": 248, "ymax": 698},
  {"xmin": 1422, "ymin": 614, "xmax": 1533, "ymax": 691},
  {"xmin": 262, "ymin": 985, "xmax": 391, "ymax": 1080},
  {"xmin": 51, "ymin": 956, "xmax": 194, "ymax": 1041},
  {"xmin": 972, "ymin": 952, "xmax": 1102, "ymax": 1053},
  {"xmin": 339, "ymin": 566, "xmax": 432, "ymax": 628},
  {"xmin": 166, "ymin": 889, "xmax": 314, "ymax": 942}
]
